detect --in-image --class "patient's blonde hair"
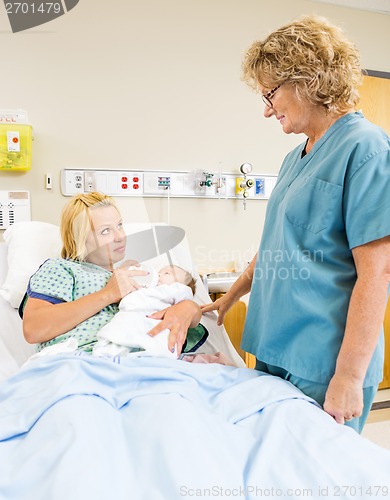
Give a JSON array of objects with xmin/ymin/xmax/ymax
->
[
  {"xmin": 242, "ymin": 15, "xmax": 363, "ymax": 115},
  {"xmin": 61, "ymin": 192, "xmax": 118, "ymax": 261}
]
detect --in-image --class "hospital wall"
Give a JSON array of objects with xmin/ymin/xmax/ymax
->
[{"xmin": 0, "ymin": 0, "xmax": 389, "ymax": 272}]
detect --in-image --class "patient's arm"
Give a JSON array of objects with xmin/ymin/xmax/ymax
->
[
  {"xmin": 201, "ymin": 253, "xmax": 257, "ymax": 325},
  {"xmin": 23, "ymin": 267, "xmax": 146, "ymax": 344},
  {"xmin": 147, "ymin": 300, "xmax": 202, "ymax": 355}
]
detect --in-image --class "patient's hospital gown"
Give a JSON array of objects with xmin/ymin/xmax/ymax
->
[{"xmin": 21, "ymin": 258, "xmax": 117, "ymax": 352}]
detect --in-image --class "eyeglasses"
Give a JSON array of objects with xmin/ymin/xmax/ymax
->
[{"xmin": 262, "ymin": 86, "xmax": 281, "ymax": 108}]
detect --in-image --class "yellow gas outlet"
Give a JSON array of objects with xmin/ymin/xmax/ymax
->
[
  {"xmin": 236, "ymin": 177, "xmax": 254, "ymax": 194},
  {"xmin": 235, "ymin": 177, "xmax": 245, "ymax": 194}
]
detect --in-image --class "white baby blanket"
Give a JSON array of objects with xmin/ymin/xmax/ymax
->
[{"xmin": 94, "ymin": 283, "xmax": 193, "ymax": 358}]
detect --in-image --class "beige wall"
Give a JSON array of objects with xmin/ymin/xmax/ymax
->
[{"xmin": 0, "ymin": 0, "xmax": 389, "ymax": 271}]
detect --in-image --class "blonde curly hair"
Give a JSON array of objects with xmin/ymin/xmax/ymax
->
[{"xmin": 242, "ymin": 15, "xmax": 364, "ymax": 115}]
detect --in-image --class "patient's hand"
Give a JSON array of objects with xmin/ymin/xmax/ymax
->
[
  {"xmin": 104, "ymin": 264, "xmax": 148, "ymax": 303},
  {"xmin": 116, "ymin": 259, "xmax": 142, "ymax": 269},
  {"xmin": 147, "ymin": 300, "xmax": 202, "ymax": 355}
]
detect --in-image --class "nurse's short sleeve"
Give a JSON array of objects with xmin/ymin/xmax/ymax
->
[
  {"xmin": 344, "ymin": 149, "xmax": 390, "ymax": 249},
  {"xmin": 28, "ymin": 259, "xmax": 74, "ymax": 303}
]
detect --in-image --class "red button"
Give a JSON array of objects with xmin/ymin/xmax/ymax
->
[
  {"xmin": 133, "ymin": 184, "xmax": 139, "ymax": 189},
  {"xmin": 122, "ymin": 183, "xmax": 128, "ymax": 189},
  {"xmin": 121, "ymin": 176, "xmax": 128, "ymax": 182},
  {"xmin": 133, "ymin": 177, "xmax": 139, "ymax": 182},
  {"xmin": 12, "ymin": 137, "xmax": 19, "ymax": 143}
]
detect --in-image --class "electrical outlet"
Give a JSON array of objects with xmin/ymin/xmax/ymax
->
[{"xmin": 61, "ymin": 170, "xmax": 84, "ymax": 195}]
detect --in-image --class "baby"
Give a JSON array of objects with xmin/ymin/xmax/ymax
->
[
  {"xmin": 156, "ymin": 265, "xmax": 196, "ymax": 292},
  {"xmin": 93, "ymin": 265, "xmax": 196, "ymax": 358}
]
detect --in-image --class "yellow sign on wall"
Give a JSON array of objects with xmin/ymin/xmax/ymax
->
[{"xmin": 0, "ymin": 124, "xmax": 32, "ymax": 172}]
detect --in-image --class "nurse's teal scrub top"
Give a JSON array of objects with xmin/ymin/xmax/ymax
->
[{"xmin": 241, "ymin": 112, "xmax": 390, "ymax": 386}]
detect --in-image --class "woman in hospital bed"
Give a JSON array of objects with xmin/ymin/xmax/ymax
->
[
  {"xmin": 20, "ymin": 191, "xmax": 205, "ymax": 357},
  {"xmin": 1, "ymin": 193, "xmax": 390, "ymax": 499}
]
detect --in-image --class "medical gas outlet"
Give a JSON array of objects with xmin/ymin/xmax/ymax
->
[
  {"xmin": 235, "ymin": 163, "xmax": 256, "ymax": 209},
  {"xmin": 61, "ymin": 168, "xmax": 277, "ymax": 200},
  {"xmin": 194, "ymin": 171, "xmax": 227, "ymax": 197},
  {"xmin": 235, "ymin": 177, "xmax": 254, "ymax": 195}
]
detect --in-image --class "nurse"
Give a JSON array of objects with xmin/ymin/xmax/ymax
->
[{"xmin": 202, "ymin": 15, "xmax": 390, "ymax": 432}]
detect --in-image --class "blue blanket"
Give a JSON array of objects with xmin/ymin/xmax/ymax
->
[{"xmin": 0, "ymin": 355, "xmax": 389, "ymax": 500}]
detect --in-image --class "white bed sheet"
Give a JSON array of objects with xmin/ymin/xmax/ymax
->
[{"xmin": 1, "ymin": 354, "xmax": 389, "ymax": 500}]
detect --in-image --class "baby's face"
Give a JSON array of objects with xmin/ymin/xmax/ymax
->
[{"xmin": 158, "ymin": 266, "xmax": 187, "ymax": 286}]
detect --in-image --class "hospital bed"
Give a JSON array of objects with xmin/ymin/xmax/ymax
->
[{"xmin": 0, "ymin": 221, "xmax": 389, "ymax": 500}]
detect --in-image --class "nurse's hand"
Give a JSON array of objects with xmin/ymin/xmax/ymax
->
[
  {"xmin": 147, "ymin": 300, "xmax": 202, "ymax": 355},
  {"xmin": 323, "ymin": 373, "xmax": 363, "ymax": 425},
  {"xmin": 200, "ymin": 294, "xmax": 236, "ymax": 326}
]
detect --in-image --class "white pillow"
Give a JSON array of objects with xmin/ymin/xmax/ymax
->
[{"xmin": 0, "ymin": 221, "xmax": 62, "ymax": 308}]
